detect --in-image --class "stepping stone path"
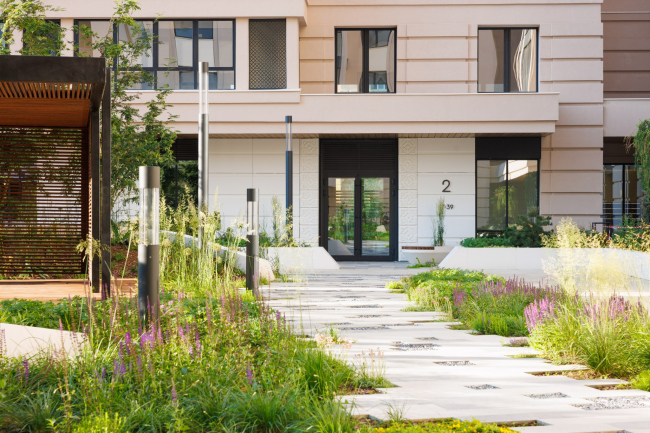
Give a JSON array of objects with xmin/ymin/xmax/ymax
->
[{"xmin": 268, "ymin": 264, "xmax": 650, "ymax": 433}]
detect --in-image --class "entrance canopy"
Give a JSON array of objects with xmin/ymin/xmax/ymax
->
[{"xmin": 0, "ymin": 56, "xmax": 110, "ymax": 291}]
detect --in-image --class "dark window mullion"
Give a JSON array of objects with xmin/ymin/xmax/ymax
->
[
  {"xmin": 505, "ymin": 160, "xmax": 509, "ymax": 228},
  {"xmin": 503, "ymin": 29, "xmax": 510, "ymax": 93},
  {"xmin": 193, "ymin": 21, "xmax": 199, "ymax": 90},
  {"xmin": 153, "ymin": 21, "xmax": 159, "ymax": 89},
  {"xmin": 363, "ymin": 30, "xmax": 369, "ymax": 93}
]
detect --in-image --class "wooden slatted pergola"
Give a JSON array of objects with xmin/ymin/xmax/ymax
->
[{"xmin": 0, "ymin": 55, "xmax": 111, "ymax": 294}]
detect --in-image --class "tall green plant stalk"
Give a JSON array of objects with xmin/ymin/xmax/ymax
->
[{"xmin": 431, "ymin": 197, "xmax": 446, "ymax": 247}]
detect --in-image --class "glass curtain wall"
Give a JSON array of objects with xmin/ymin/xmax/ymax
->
[
  {"xmin": 476, "ymin": 159, "xmax": 539, "ymax": 234},
  {"xmin": 77, "ymin": 20, "xmax": 235, "ymax": 90},
  {"xmin": 336, "ymin": 29, "xmax": 395, "ymax": 93},
  {"xmin": 478, "ymin": 28, "xmax": 537, "ymax": 93}
]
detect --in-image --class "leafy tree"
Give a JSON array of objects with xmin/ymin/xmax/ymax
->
[
  {"xmin": 77, "ymin": 0, "xmax": 177, "ymax": 215},
  {"xmin": 627, "ymin": 119, "xmax": 650, "ymax": 222},
  {"xmin": 1, "ymin": 0, "xmax": 178, "ymax": 220},
  {"xmin": 0, "ymin": 0, "xmax": 65, "ymax": 55}
]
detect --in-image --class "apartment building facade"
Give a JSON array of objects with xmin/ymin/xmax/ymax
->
[{"xmin": 9, "ymin": 0, "xmax": 647, "ymax": 261}]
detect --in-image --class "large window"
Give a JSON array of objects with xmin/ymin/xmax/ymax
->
[
  {"xmin": 603, "ymin": 164, "xmax": 642, "ymax": 227},
  {"xmin": 76, "ymin": 19, "xmax": 235, "ymax": 90},
  {"xmin": 475, "ymin": 138, "xmax": 540, "ymax": 235},
  {"xmin": 478, "ymin": 28, "xmax": 537, "ymax": 93},
  {"xmin": 335, "ymin": 29, "xmax": 396, "ymax": 94}
]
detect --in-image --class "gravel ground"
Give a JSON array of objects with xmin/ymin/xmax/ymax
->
[
  {"xmin": 466, "ymin": 384, "xmax": 499, "ymax": 390},
  {"xmin": 350, "ymin": 305, "xmax": 383, "ymax": 308},
  {"xmin": 324, "ymin": 322, "xmax": 353, "ymax": 325},
  {"xmin": 414, "ymin": 336, "xmax": 439, "ymax": 340},
  {"xmin": 579, "ymin": 396, "xmax": 650, "ymax": 411},
  {"xmin": 347, "ymin": 315, "xmax": 389, "ymax": 318},
  {"xmin": 435, "ymin": 361, "xmax": 475, "ymax": 366},
  {"xmin": 526, "ymin": 393, "xmax": 569, "ymax": 399},
  {"xmin": 391, "ymin": 343, "xmax": 440, "ymax": 351},
  {"xmin": 338, "ymin": 326, "xmax": 388, "ymax": 331},
  {"xmin": 380, "ymin": 323, "xmax": 416, "ymax": 326}
]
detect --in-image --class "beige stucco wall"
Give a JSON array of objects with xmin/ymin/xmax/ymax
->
[
  {"xmin": 299, "ymin": 1, "xmax": 604, "ymax": 228},
  {"xmin": 39, "ymin": 0, "xmax": 606, "ymax": 233}
]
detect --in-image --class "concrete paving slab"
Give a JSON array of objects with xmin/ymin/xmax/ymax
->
[{"xmin": 270, "ymin": 263, "xmax": 650, "ymax": 433}]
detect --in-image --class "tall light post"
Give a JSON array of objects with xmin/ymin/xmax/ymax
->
[
  {"xmin": 198, "ymin": 62, "xmax": 209, "ymax": 246},
  {"xmin": 138, "ymin": 166, "xmax": 160, "ymax": 326},
  {"xmin": 246, "ymin": 188, "xmax": 260, "ymax": 297},
  {"xmin": 285, "ymin": 116, "xmax": 293, "ymax": 240}
]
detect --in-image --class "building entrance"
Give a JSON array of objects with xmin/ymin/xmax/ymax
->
[{"xmin": 319, "ymin": 140, "xmax": 397, "ymax": 261}]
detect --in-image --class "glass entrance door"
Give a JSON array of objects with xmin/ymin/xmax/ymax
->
[
  {"xmin": 326, "ymin": 177, "xmax": 394, "ymax": 260},
  {"xmin": 327, "ymin": 178, "xmax": 356, "ymax": 257},
  {"xmin": 361, "ymin": 178, "xmax": 391, "ymax": 257}
]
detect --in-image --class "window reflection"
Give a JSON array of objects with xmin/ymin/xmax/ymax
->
[
  {"xmin": 78, "ymin": 20, "xmax": 112, "ymax": 58},
  {"xmin": 603, "ymin": 164, "xmax": 642, "ymax": 228},
  {"xmin": 77, "ymin": 19, "xmax": 235, "ymax": 90},
  {"xmin": 336, "ymin": 29, "xmax": 395, "ymax": 93},
  {"xmin": 159, "ymin": 21, "xmax": 193, "ymax": 68},
  {"xmin": 336, "ymin": 30, "xmax": 364, "ymax": 93},
  {"xmin": 118, "ymin": 21, "xmax": 153, "ymax": 67},
  {"xmin": 198, "ymin": 21, "xmax": 233, "ymax": 69},
  {"xmin": 478, "ymin": 29, "xmax": 505, "ymax": 93},
  {"xmin": 510, "ymin": 29, "xmax": 537, "ymax": 92},
  {"xmin": 477, "ymin": 159, "xmax": 539, "ymax": 233},
  {"xmin": 478, "ymin": 28, "xmax": 537, "ymax": 93}
]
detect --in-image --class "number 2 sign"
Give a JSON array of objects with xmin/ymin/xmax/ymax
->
[{"xmin": 442, "ymin": 180, "xmax": 451, "ymax": 192}]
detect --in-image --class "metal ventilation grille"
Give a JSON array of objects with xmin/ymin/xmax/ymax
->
[
  {"xmin": 171, "ymin": 139, "xmax": 198, "ymax": 161},
  {"xmin": 321, "ymin": 140, "xmax": 398, "ymax": 175},
  {"xmin": 249, "ymin": 19, "xmax": 286, "ymax": 90},
  {"xmin": 0, "ymin": 127, "xmax": 88, "ymax": 275}
]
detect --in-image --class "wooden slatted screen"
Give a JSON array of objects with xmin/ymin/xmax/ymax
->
[{"xmin": 0, "ymin": 126, "xmax": 88, "ymax": 275}]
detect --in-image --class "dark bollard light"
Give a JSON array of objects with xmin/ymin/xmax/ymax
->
[
  {"xmin": 138, "ymin": 166, "xmax": 160, "ymax": 326},
  {"xmin": 246, "ymin": 188, "xmax": 260, "ymax": 297},
  {"xmin": 285, "ymin": 115, "xmax": 293, "ymax": 240}
]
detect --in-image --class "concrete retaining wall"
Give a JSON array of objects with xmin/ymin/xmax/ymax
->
[{"xmin": 439, "ymin": 246, "xmax": 650, "ymax": 281}]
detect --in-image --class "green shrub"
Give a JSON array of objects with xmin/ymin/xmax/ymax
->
[
  {"xmin": 402, "ymin": 269, "xmax": 504, "ymax": 314},
  {"xmin": 502, "ymin": 209, "xmax": 552, "ymax": 248},
  {"xmin": 386, "ymin": 281, "xmax": 405, "ymax": 292},
  {"xmin": 362, "ymin": 419, "xmax": 517, "ymax": 432},
  {"xmin": 461, "ymin": 210, "xmax": 552, "ymax": 248},
  {"xmin": 632, "ymin": 370, "xmax": 650, "ymax": 391},
  {"xmin": 459, "ymin": 237, "xmax": 510, "ymax": 248},
  {"xmin": 72, "ymin": 413, "xmax": 128, "ymax": 433}
]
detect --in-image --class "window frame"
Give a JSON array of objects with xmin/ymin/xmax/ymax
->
[
  {"xmin": 334, "ymin": 27, "xmax": 397, "ymax": 94},
  {"xmin": 474, "ymin": 137, "xmax": 542, "ymax": 236},
  {"xmin": 477, "ymin": 27, "xmax": 539, "ymax": 94},
  {"xmin": 603, "ymin": 163, "xmax": 641, "ymax": 224},
  {"xmin": 74, "ymin": 18, "xmax": 236, "ymax": 90}
]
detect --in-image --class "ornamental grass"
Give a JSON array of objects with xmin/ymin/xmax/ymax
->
[{"xmin": 526, "ymin": 294, "xmax": 650, "ymax": 377}]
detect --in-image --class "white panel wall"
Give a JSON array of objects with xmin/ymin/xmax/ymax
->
[
  {"xmin": 208, "ymin": 138, "xmax": 308, "ymax": 239},
  {"xmin": 416, "ymin": 138, "xmax": 476, "ymax": 248}
]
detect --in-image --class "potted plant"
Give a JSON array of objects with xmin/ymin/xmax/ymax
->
[
  {"xmin": 402, "ymin": 198, "xmax": 454, "ymax": 265},
  {"xmin": 430, "ymin": 197, "xmax": 455, "ymax": 264}
]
